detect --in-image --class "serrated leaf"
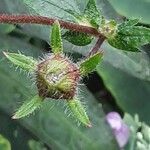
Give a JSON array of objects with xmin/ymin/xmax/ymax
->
[
  {"xmin": 67, "ymin": 98, "xmax": 91, "ymax": 127},
  {"xmin": 119, "ymin": 19, "xmax": 139, "ymax": 28},
  {"xmin": 63, "ymin": 31, "xmax": 93, "ymax": 46},
  {"xmin": 80, "ymin": 52, "xmax": 103, "ymax": 76},
  {"xmin": 45, "ymin": 0, "xmax": 100, "ymax": 46},
  {"xmin": 0, "ymin": 135, "xmax": 11, "ymax": 150},
  {"xmin": 50, "ymin": 0, "xmax": 101, "ymax": 29},
  {"xmin": 108, "ymin": 20, "xmax": 150, "ymax": 51},
  {"xmin": 3, "ymin": 52, "xmax": 37, "ymax": 72},
  {"xmin": 12, "ymin": 95, "xmax": 43, "ymax": 119},
  {"xmin": 83, "ymin": 0, "xmax": 101, "ymax": 28},
  {"xmin": 51, "ymin": 21, "xmax": 63, "ymax": 54}
]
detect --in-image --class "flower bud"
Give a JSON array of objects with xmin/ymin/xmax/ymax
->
[{"xmin": 36, "ymin": 54, "xmax": 80, "ymax": 99}]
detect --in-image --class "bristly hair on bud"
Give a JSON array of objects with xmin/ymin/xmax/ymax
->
[
  {"xmin": 36, "ymin": 53, "xmax": 80, "ymax": 99},
  {"xmin": 4, "ymin": 20, "xmax": 103, "ymax": 127}
]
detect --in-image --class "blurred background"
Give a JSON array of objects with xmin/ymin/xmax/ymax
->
[{"xmin": 0, "ymin": 0, "xmax": 150, "ymax": 149}]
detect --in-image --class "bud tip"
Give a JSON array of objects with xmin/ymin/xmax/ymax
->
[
  {"xmin": 2, "ymin": 51, "xmax": 8, "ymax": 57},
  {"xmin": 12, "ymin": 115, "xmax": 18, "ymax": 120},
  {"xmin": 87, "ymin": 122, "xmax": 92, "ymax": 128}
]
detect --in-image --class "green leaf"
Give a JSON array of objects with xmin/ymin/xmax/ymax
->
[
  {"xmin": 97, "ymin": 44, "xmax": 150, "ymax": 124},
  {"xmin": 118, "ymin": 19, "xmax": 139, "ymax": 27},
  {"xmin": 67, "ymin": 98, "xmax": 91, "ymax": 127},
  {"xmin": 12, "ymin": 95, "xmax": 43, "ymax": 119},
  {"xmin": 80, "ymin": 52, "xmax": 103, "ymax": 76},
  {"xmin": 44, "ymin": 0, "xmax": 99, "ymax": 46},
  {"xmin": 28, "ymin": 140, "xmax": 47, "ymax": 150},
  {"xmin": 64, "ymin": 0, "xmax": 101, "ymax": 28},
  {"xmin": 63, "ymin": 31, "xmax": 93, "ymax": 46},
  {"xmin": 51, "ymin": 21, "xmax": 63, "ymax": 54},
  {"xmin": 21, "ymin": 0, "xmax": 117, "ymax": 50},
  {"xmin": 101, "ymin": 43, "xmax": 150, "ymax": 81},
  {"xmin": 0, "ymin": 24, "xmax": 15, "ymax": 34},
  {"xmin": 0, "ymin": 135, "xmax": 11, "ymax": 150},
  {"xmin": 3, "ymin": 52, "xmax": 37, "ymax": 72},
  {"xmin": 108, "ymin": 20, "xmax": 150, "ymax": 51},
  {"xmin": 83, "ymin": 0, "xmax": 101, "ymax": 28},
  {"xmin": 45, "ymin": 0, "xmax": 101, "ymax": 29},
  {"xmin": 0, "ymin": 112, "xmax": 35, "ymax": 150},
  {"xmin": 108, "ymin": 0, "xmax": 150, "ymax": 24}
]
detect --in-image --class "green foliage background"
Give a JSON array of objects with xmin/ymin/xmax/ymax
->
[{"xmin": 0, "ymin": 0, "xmax": 150, "ymax": 149}]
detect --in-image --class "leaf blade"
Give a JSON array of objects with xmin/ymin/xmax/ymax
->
[
  {"xmin": 108, "ymin": 20, "xmax": 150, "ymax": 51},
  {"xmin": 63, "ymin": 31, "xmax": 93, "ymax": 46}
]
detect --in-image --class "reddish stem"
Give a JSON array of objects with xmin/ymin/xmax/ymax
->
[
  {"xmin": 0, "ymin": 14, "xmax": 102, "ymax": 37},
  {"xmin": 87, "ymin": 36, "xmax": 105, "ymax": 57}
]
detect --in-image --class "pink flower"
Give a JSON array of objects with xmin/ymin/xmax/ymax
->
[{"xmin": 106, "ymin": 112, "xmax": 130, "ymax": 149}]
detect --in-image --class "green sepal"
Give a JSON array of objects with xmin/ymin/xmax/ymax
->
[
  {"xmin": 59, "ymin": 0, "xmax": 101, "ymax": 46},
  {"xmin": 3, "ymin": 52, "xmax": 37, "ymax": 72},
  {"xmin": 0, "ymin": 134, "xmax": 11, "ymax": 150},
  {"xmin": 108, "ymin": 19, "xmax": 150, "ymax": 51},
  {"xmin": 67, "ymin": 98, "xmax": 91, "ymax": 127},
  {"xmin": 12, "ymin": 95, "xmax": 43, "ymax": 119},
  {"xmin": 63, "ymin": 31, "xmax": 93, "ymax": 46},
  {"xmin": 51, "ymin": 20, "xmax": 63, "ymax": 54},
  {"xmin": 79, "ymin": 52, "xmax": 103, "ymax": 76},
  {"xmin": 62, "ymin": 0, "xmax": 101, "ymax": 28},
  {"xmin": 83, "ymin": 0, "xmax": 101, "ymax": 28}
]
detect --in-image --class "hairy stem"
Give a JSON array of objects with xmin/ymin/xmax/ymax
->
[
  {"xmin": 87, "ymin": 36, "xmax": 105, "ymax": 57},
  {"xmin": 0, "ymin": 14, "xmax": 102, "ymax": 37}
]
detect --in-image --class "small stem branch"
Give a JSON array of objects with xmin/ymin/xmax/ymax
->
[
  {"xmin": 87, "ymin": 36, "xmax": 105, "ymax": 57},
  {"xmin": 0, "ymin": 14, "xmax": 102, "ymax": 37}
]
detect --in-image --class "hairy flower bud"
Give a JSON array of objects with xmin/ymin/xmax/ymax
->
[
  {"xmin": 3, "ymin": 20, "xmax": 102, "ymax": 127},
  {"xmin": 36, "ymin": 54, "xmax": 80, "ymax": 99}
]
